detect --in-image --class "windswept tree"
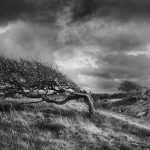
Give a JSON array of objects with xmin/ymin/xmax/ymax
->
[
  {"xmin": 117, "ymin": 80, "xmax": 145, "ymax": 101},
  {"xmin": 0, "ymin": 56, "xmax": 94, "ymax": 117},
  {"xmin": 117, "ymin": 80, "xmax": 142, "ymax": 93}
]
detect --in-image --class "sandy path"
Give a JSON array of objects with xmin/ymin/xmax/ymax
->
[
  {"xmin": 98, "ymin": 110, "xmax": 150, "ymax": 129},
  {"xmin": 97, "ymin": 109, "xmax": 150, "ymax": 136}
]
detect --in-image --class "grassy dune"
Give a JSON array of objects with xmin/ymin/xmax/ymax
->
[{"xmin": 0, "ymin": 99, "xmax": 150, "ymax": 150}]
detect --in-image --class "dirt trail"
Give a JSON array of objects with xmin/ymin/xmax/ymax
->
[
  {"xmin": 96, "ymin": 109, "xmax": 150, "ymax": 137},
  {"xmin": 97, "ymin": 109, "xmax": 150, "ymax": 130}
]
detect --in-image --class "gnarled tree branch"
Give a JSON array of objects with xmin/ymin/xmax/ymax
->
[{"xmin": 41, "ymin": 92, "xmax": 94, "ymax": 117}]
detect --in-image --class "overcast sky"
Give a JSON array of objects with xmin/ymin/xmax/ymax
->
[{"xmin": 0, "ymin": 0, "xmax": 150, "ymax": 92}]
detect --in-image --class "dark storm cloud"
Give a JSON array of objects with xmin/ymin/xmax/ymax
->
[
  {"xmin": 63, "ymin": 21, "xmax": 150, "ymax": 54},
  {"xmin": 0, "ymin": 0, "xmax": 35, "ymax": 25},
  {"xmin": 94, "ymin": 33, "xmax": 144, "ymax": 52},
  {"xmin": 2, "ymin": 0, "xmax": 150, "ymax": 25},
  {"xmin": 0, "ymin": 0, "xmax": 70, "ymax": 25},
  {"xmin": 87, "ymin": 54, "xmax": 150, "ymax": 79},
  {"xmin": 72, "ymin": 0, "xmax": 150, "ymax": 22}
]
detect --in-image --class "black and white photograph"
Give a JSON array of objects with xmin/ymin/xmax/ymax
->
[{"xmin": 0, "ymin": 0, "xmax": 150, "ymax": 149}]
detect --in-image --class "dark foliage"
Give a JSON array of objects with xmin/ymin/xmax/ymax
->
[
  {"xmin": 0, "ymin": 55, "xmax": 80, "ymax": 98},
  {"xmin": 117, "ymin": 80, "xmax": 142, "ymax": 93}
]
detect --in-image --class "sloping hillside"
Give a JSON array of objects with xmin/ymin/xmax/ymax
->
[
  {"xmin": 0, "ymin": 98, "xmax": 150, "ymax": 150},
  {"xmin": 0, "ymin": 56, "xmax": 150, "ymax": 149}
]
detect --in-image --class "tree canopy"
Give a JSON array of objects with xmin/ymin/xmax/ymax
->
[
  {"xmin": 117, "ymin": 80, "xmax": 142, "ymax": 93},
  {"xmin": 0, "ymin": 56, "xmax": 94, "ymax": 117}
]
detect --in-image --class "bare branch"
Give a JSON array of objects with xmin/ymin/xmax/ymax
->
[{"xmin": 42, "ymin": 93, "xmax": 94, "ymax": 117}]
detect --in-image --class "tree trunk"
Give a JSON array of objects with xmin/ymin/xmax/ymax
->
[{"xmin": 42, "ymin": 93, "xmax": 95, "ymax": 117}]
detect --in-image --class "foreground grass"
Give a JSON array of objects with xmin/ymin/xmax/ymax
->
[{"xmin": 0, "ymin": 99, "xmax": 150, "ymax": 150}]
